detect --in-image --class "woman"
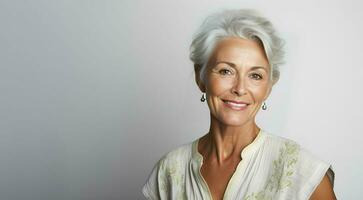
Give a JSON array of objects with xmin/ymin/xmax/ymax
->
[{"xmin": 142, "ymin": 9, "xmax": 336, "ymax": 200}]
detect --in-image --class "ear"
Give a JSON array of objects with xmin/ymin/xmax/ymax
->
[{"xmin": 194, "ymin": 64, "xmax": 206, "ymax": 93}]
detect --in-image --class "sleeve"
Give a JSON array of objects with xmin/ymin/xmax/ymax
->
[
  {"xmin": 326, "ymin": 167, "xmax": 335, "ymax": 188},
  {"xmin": 295, "ymin": 148, "xmax": 334, "ymax": 199},
  {"xmin": 142, "ymin": 161, "xmax": 162, "ymax": 200}
]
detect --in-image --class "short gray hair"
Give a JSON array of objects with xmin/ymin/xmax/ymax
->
[{"xmin": 190, "ymin": 9, "xmax": 285, "ymax": 84}]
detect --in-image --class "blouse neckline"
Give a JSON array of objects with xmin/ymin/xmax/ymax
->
[{"xmin": 191, "ymin": 128, "xmax": 266, "ymax": 162}]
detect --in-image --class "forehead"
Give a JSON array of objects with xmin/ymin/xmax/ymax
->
[{"xmin": 210, "ymin": 37, "xmax": 269, "ymax": 67}]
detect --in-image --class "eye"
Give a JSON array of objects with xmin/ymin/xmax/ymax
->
[
  {"xmin": 249, "ymin": 73, "xmax": 263, "ymax": 80},
  {"xmin": 219, "ymin": 69, "xmax": 233, "ymax": 75}
]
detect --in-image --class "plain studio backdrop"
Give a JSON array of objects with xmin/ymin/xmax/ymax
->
[{"xmin": 1, "ymin": 0, "xmax": 362, "ymax": 199}]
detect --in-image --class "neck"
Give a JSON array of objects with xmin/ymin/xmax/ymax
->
[{"xmin": 200, "ymin": 115, "xmax": 260, "ymax": 165}]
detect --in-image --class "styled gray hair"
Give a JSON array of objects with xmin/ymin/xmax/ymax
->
[{"xmin": 190, "ymin": 9, "xmax": 285, "ymax": 84}]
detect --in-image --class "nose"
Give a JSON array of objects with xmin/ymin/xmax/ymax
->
[{"xmin": 231, "ymin": 76, "xmax": 247, "ymax": 96}]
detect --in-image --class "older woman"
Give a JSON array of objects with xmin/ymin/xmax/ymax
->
[{"xmin": 142, "ymin": 9, "xmax": 336, "ymax": 200}]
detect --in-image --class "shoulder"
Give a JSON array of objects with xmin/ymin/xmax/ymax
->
[
  {"xmin": 150, "ymin": 140, "xmax": 194, "ymax": 174},
  {"xmin": 262, "ymin": 131, "xmax": 302, "ymax": 156},
  {"xmin": 263, "ymin": 131, "xmax": 329, "ymax": 166},
  {"xmin": 262, "ymin": 130, "xmax": 334, "ymax": 199},
  {"xmin": 142, "ymin": 140, "xmax": 195, "ymax": 199},
  {"xmin": 161, "ymin": 142, "xmax": 194, "ymax": 163},
  {"xmin": 263, "ymin": 131, "xmax": 299, "ymax": 146},
  {"xmin": 263, "ymin": 130, "xmax": 332, "ymax": 175}
]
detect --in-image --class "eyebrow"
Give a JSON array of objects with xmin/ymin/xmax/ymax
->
[{"xmin": 215, "ymin": 61, "xmax": 268, "ymax": 72}]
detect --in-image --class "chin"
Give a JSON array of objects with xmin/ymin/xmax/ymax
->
[
  {"xmin": 224, "ymin": 122, "xmax": 247, "ymax": 127},
  {"xmin": 218, "ymin": 116, "xmax": 250, "ymax": 127}
]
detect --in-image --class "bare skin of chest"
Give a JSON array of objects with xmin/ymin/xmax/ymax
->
[{"xmin": 200, "ymin": 158, "xmax": 241, "ymax": 200}]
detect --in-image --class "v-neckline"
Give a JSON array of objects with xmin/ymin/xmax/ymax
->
[{"xmin": 192, "ymin": 129, "xmax": 265, "ymax": 199}]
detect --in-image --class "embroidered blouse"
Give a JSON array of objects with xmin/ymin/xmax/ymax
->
[{"xmin": 142, "ymin": 129, "xmax": 334, "ymax": 200}]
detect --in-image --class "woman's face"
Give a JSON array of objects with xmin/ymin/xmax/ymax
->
[{"xmin": 199, "ymin": 37, "xmax": 272, "ymax": 127}]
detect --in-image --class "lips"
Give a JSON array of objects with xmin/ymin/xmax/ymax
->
[{"xmin": 222, "ymin": 99, "xmax": 249, "ymax": 110}]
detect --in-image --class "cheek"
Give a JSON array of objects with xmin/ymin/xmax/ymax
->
[
  {"xmin": 249, "ymin": 85, "xmax": 270, "ymax": 101},
  {"xmin": 207, "ymin": 77, "xmax": 233, "ymax": 95}
]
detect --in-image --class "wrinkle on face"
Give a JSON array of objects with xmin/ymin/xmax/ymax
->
[{"xmin": 204, "ymin": 37, "xmax": 272, "ymax": 128}]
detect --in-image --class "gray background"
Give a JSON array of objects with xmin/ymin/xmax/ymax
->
[{"xmin": 1, "ymin": 0, "xmax": 362, "ymax": 199}]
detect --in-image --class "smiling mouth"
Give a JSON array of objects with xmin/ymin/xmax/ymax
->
[{"xmin": 222, "ymin": 100, "xmax": 249, "ymax": 110}]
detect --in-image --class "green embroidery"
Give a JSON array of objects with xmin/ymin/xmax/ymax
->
[
  {"xmin": 244, "ymin": 141, "xmax": 300, "ymax": 200},
  {"xmin": 244, "ymin": 191, "xmax": 267, "ymax": 200},
  {"xmin": 159, "ymin": 157, "xmax": 187, "ymax": 199}
]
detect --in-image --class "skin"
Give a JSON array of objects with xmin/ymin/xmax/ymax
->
[
  {"xmin": 309, "ymin": 174, "xmax": 337, "ymax": 200},
  {"xmin": 194, "ymin": 37, "xmax": 336, "ymax": 200}
]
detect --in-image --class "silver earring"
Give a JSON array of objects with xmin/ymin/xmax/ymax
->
[
  {"xmin": 262, "ymin": 102, "xmax": 267, "ymax": 110},
  {"xmin": 200, "ymin": 93, "xmax": 206, "ymax": 102}
]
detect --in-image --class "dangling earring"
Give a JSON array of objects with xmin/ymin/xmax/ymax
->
[
  {"xmin": 262, "ymin": 102, "xmax": 267, "ymax": 110},
  {"xmin": 200, "ymin": 93, "xmax": 206, "ymax": 102}
]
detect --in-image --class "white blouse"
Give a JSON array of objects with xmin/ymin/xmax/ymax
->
[{"xmin": 142, "ymin": 129, "xmax": 334, "ymax": 200}]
